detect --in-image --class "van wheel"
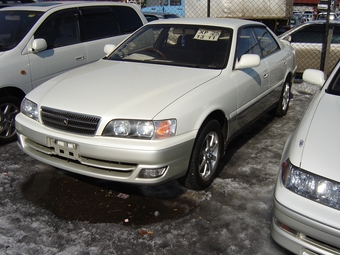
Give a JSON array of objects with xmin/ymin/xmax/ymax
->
[
  {"xmin": 275, "ymin": 80, "xmax": 291, "ymax": 117},
  {"xmin": 0, "ymin": 96, "xmax": 21, "ymax": 145},
  {"xmin": 183, "ymin": 119, "xmax": 223, "ymax": 190}
]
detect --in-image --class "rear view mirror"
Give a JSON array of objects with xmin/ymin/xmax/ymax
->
[
  {"xmin": 5, "ymin": 15, "xmax": 20, "ymax": 21},
  {"xmin": 104, "ymin": 44, "xmax": 116, "ymax": 56},
  {"xmin": 282, "ymin": 35, "xmax": 291, "ymax": 42},
  {"xmin": 235, "ymin": 54, "xmax": 260, "ymax": 70},
  {"xmin": 302, "ymin": 69, "xmax": 325, "ymax": 87},
  {"xmin": 31, "ymin": 38, "xmax": 47, "ymax": 53}
]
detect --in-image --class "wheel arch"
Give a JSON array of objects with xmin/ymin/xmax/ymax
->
[
  {"xmin": 285, "ymin": 71, "xmax": 294, "ymax": 85},
  {"xmin": 181, "ymin": 113, "xmax": 226, "ymax": 190},
  {"xmin": 0, "ymin": 87, "xmax": 26, "ymax": 102},
  {"xmin": 197, "ymin": 109, "xmax": 228, "ymax": 146}
]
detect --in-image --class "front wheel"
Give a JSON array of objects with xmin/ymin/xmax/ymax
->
[
  {"xmin": 275, "ymin": 80, "xmax": 291, "ymax": 117},
  {"xmin": 0, "ymin": 96, "xmax": 21, "ymax": 145},
  {"xmin": 183, "ymin": 119, "xmax": 223, "ymax": 190}
]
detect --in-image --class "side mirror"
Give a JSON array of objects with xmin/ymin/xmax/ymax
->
[
  {"xmin": 302, "ymin": 69, "xmax": 325, "ymax": 87},
  {"xmin": 282, "ymin": 35, "xmax": 292, "ymax": 42},
  {"xmin": 235, "ymin": 54, "xmax": 260, "ymax": 70},
  {"xmin": 31, "ymin": 38, "xmax": 47, "ymax": 53},
  {"xmin": 104, "ymin": 44, "xmax": 116, "ymax": 56}
]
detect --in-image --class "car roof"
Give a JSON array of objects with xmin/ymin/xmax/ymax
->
[
  {"xmin": 0, "ymin": 1, "xmax": 134, "ymax": 12},
  {"xmin": 145, "ymin": 17, "xmax": 265, "ymax": 29},
  {"xmin": 279, "ymin": 19, "xmax": 340, "ymax": 38},
  {"xmin": 143, "ymin": 12, "xmax": 177, "ymax": 15},
  {"xmin": 307, "ymin": 19, "xmax": 340, "ymax": 24},
  {"xmin": 318, "ymin": 12, "xmax": 336, "ymax": 15}
]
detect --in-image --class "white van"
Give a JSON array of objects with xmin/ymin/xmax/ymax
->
[
  {"xmin": 317, "ymin": 0, "xmax": 334, "ymax": 12},
  {"xmin": 0, "ymin": 1, "xmax": 147, "ymax": 144}
]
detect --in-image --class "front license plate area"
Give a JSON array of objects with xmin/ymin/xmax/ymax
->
[{"xmin": 50, "ymin": 138, "xmax": 79, "ymax": 160}]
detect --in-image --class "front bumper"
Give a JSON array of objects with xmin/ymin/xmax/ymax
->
[
  {"xmin": 16, "ymin": 113, "xmax": 196, "ymax": 185},
  {"xmin": 271, "ymin": 198, "xmax": 340, "ymax": 255}
]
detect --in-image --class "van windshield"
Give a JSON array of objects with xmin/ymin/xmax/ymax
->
[{"xmin": 0, "ymin": 11, "xmax": 43, "ymax": 51}]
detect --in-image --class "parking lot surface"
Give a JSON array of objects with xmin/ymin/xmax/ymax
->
[{"xmin": 0, "ymin": 82, "xmax": 318, "ymax": 254}]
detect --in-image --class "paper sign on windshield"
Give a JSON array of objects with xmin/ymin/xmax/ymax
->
[{"xmin": 194, "ymin": 29, "xmax": 221, "ymax": 41}]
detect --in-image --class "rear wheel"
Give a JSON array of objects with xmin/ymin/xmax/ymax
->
[
  {"xmin": 183, "ymin": 119, "xmax": 223, "ymax": 190},
  {"xmin": 0, "ymin": 96, "xmax": 21, "ymax": 145},
  {"xmin": 275, "ymin": 79, "xmax": 291, "ymax": 117}
]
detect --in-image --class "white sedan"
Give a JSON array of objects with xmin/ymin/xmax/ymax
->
[
  {"xmin": 16, "ymin": 18, "xmax": 296, "ymax": 190},
  {"xmin": 271, "ymin": 64, "xmax": 340, "ymax": 253}
]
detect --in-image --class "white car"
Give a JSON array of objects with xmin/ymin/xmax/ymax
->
[
  {"xmin": 16, "ymin": 18, "xmax": 296, "ymax": 190},
  {"xmin": 0, "ymin": 1, "xmax": 147, "ymax": 144},
  {"xmin": 271, "ymin": 64, "xmax": 340, "ymax": 253},
  {"xmin": 279, "ymin": 20, "xmax": 340, "ymax": 74},
  {"xmin": 317, "ymin": 12, "xmax": 337, "ymax": 20}
]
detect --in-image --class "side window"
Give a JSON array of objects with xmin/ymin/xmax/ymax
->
[
  {"xmin": 144, "ymin": 14, "xmax": 158, "ymax": 22},
  {"xmin": 113, "ymin": 6, "xmax": 144, "ymax": 34},
  {"xmin": 35, "ymin": 9, "xmax": 80, "ymax": 49},
  {"xmin": 331, "ymin": 25, "xmax": 340, "ymax": 44},
  {"xmin": 170, "ymin": 0, "xmax": 181, "ymax": 5},
  {"xmin": 253, "ymin": 27, "xmax": 279, "ymax": 57},
  {"xmin": 290, "ymin": 25, "xmax": 324, "ymax": 43},
  {"xmin": 236, "ymin": 27, "xmax": 261, "ymax": 60},
  {"xmin": 79, "ymin": 6, "xmax": 119, "ymax": 41}
]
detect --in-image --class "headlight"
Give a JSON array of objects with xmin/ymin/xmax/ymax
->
[
  {"xmin": 281, "ymin": 159, "xmax": 340, "ymax": 210},
  {"xmin": 102, "ymin": 119, "xmax": 176, "ymax": 139},
  {"xmin": 21, "ymin": 98, "xmax": 39, "ymax": 121}
]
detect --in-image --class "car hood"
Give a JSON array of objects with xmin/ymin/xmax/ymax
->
[
  {"xmin": 30, "ymin": 60, "xmax": 221, "ymax": 121},
  {"xmin": 297, "ymin": 92, "xmax": 340, "ymax": 180}
]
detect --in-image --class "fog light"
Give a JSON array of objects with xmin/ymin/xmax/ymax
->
[
  {"xmin": 274, "ymin": 218, "xmax": 298, "ymax": 236},
  {"xmin": 138, "ymin": 167, "xmax": 167, "ymax": 178}
]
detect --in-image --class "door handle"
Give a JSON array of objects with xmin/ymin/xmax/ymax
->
[
  {"xmin": 263, "ymin": 72, "xmax": 269, "ymax": 79},
  {"xmin": 75, "ymin": 55, "xmax": 85, "ymax": 61}
]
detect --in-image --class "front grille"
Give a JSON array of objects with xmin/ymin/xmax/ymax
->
[{"xmin": 41, "ymin": 107, "xmax": 101, "ymax": 135}]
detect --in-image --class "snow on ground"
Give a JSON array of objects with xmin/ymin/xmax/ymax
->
[{"xmin": 0, "ymin": 82, "xmax": 319, "ymax": 255}]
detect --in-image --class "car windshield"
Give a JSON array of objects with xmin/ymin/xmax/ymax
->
[
  {"xmin": 318, "ymin": 13, "xmax": 336, "ymax": 20},
  {"xmin": 0, "ymin": 11, "xmax": 43, "ymax": 51},
  {"xmin": 108, "ymin": 24, "xmax": 232, "ymax": 69},
  {"xmin": 326, "ymin": 63, "xmax": 340, "ymax": 95},
  {"xmin": 164, "ymin": 14, "xmax": 180, "ymax": 19}
]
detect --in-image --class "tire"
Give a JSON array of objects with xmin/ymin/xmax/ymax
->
[
  {"xmin": 275, "ymin": 79, "xmax": 291, "ymax": 117},
  {"xmin": 0, "ymin": 96, "xmax": 21, "ymax": 145},
  {"xmin": 183, "ymin": 119, "xmax": 223, "ymax": 190}
]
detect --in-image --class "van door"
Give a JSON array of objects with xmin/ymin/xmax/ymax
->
[{"xmin": 28, "ymin": 9, "xmax": 87, "ymax": 89}]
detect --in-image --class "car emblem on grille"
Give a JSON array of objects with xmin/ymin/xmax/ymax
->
[{"xmin": 63, "ymin": 118, "xmax": 69, "ymax": 126}]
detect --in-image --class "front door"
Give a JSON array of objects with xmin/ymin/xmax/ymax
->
[{"xmin": 27, "ymin": 9, "xmax": 87, "ymax": 89}]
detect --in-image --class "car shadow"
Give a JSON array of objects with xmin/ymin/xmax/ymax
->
[{"xmin": 21, "ymin": 165, "xmax": 196, "ymax": 225}]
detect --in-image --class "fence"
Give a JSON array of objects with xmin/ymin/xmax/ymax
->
[{"xmin": 285, "ymin": 3, "xmax": 340, "ymax": 75}]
